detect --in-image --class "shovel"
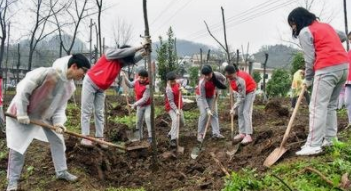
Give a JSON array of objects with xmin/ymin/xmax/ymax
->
[
  {"xmin": 226, "ymin": 110, "xmax": 241, "ymax": 160},
  {"xmin": 5, "ymin": 113, "xmax": 149, "ymax": 151},
  {"xmin": 263, "ymin": 86, "xmax": 306, "ymax": 167},
  {"xmin": 191, "ymin": 95, "xmax": 217, "ymax": 159}
]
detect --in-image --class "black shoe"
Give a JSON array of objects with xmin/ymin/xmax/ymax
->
[{"xmin": 170, "ymin": 139, "xmax": 177, "ymax": 148}]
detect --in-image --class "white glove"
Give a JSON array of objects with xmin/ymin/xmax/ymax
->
[
  {"xmin": 303, "ymin": 79, "xmax": 312, "ymax": 88},
  {"xmin": 206, "ymin": 109, "xmax": 213, "ymax": 116},
  {"xmin": 142, "ymin": 38, "xmax": 152, "ymax": 47},
  {"xmin": 129, "ymin": 104, "xmax": 136, "ymax": 110},
  {"xmin": 120, "ymin": 71, "xmax": 125, "ymax": 77},
  {"xmin": 230, "ymin": 109, "xmax": 235, "ymax": 116},
  {"xmin": 17, "ymin": 115, "xmax": 30, "ymax": 124},
  {"xmin": 176, "ymin": 109, "xmax": 180, "ymax": 115},
  {"xmin": 54, "ymin": 124, "xmax": 66, "ymax": 134}
]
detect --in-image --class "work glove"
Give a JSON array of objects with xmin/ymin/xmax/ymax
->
[
  {"xmin": 176, "ymin": 109, "xmax": 180, "ymax": 115},
  {"xmin": 302, "ymin": 79, "xmax": 312, "ymax": 88},
  {"xmin": 17, "ymin": 115, "xmax": 30, "ymax": 124},
  {"xmin": 179, "ymin": 86, "xmax": 188, "ymax": 94},
  {"xmin": 129, "ymin": 104, "xmax": 136, "ymax": 110},
  {"xmin": 54, "ymin": 124, "xmax": 66, "ymax": 134},
  {"xmin": 120, "ymin": 71, "xmax": 125, "ymax": 77},
  {"xmin": 206, "ymin": 109, "xmax": 213, "ymax": 116},
  {"xmin": 142, "ymin": 38, "xmax": 152, "ymax": 47},
  {"xmin": 230, "ymin": 109, "xmax": 235, "ymax": 116}
]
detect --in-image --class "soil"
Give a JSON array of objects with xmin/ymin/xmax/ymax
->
[{"xmin": 0, "ymin": 95, "xmax": 348, "ymax": 191}]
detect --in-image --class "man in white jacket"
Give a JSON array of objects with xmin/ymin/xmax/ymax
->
[{"xmin": 5, "ymin": 54, "xmax": 90, "ymax": 191}]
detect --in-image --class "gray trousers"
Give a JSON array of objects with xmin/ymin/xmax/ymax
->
[
  {"xmin": 196, "ymin": 97, "xmax": 220, "ymax": 135},
  {"xmin": 344, "ymin": 85, "xmax": 351, "ymax": 124},
  {"xmin": 237, "ymin": 92, "xmax": 255, "ymax": 135},
  {"xmin": 7, "ymin": 128, "xmax": 67, "ymax": 181},
  {"xmin": 306, "ymin": 69, "xmax": 347, "ymax": 147},
  {"xmin": 168, "ymin": 110, "xmax": 185, "ymax": 140},
  {"xmin": 136, "ymin": 105, "xmax": 151, "ymax": 139},
  {"xmin": 81, "ymin": 76, "xmax": 105, "ymax": 138}
]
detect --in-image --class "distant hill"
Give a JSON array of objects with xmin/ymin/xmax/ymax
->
[
  {"xmin": 151, "ymin": 39, "xmax": 215, "ymax": 58},
  {"xmin": 252, "ymin": 44, "xmax": 299, "ymax": 69}
]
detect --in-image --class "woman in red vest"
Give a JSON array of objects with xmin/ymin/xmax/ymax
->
[
  {"xmin": 122, "ymin": 69, "xmax": 152, "ymax": 143},
  {"xmin": 165, "ymin": 71, "xmax": 185, "ymax": 147},
  {"xmin": 195, "ymin": 65, "xmax": 227, "ymax": 142},
  {"xmin": 288, "ymin": 7, "xmax": 349, "ymax": 156},
  {"xmin": 224, "ymin": 65, "xmax": 256, "ymax": 144},
  {"xmin": 80, "ymin": 43, "xmax": 149, "ymax": 148}
]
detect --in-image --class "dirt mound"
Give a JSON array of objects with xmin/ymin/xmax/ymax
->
[
  {"xmin": 106, "ymin": 122, "xmax": 130, "ymax": 142},
  {"xmin": 183, "ymin": 102, "xmax": 197, "ymax": 111},
  {"xmin": 265, "ymin": 100, "xmax": 290, "ymax": 117}
]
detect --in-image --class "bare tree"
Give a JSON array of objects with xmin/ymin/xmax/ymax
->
[
  {"xmin": 27, "ymin": 0, "xmax": 64, "ymax": 70},
  {"xmin": 111, "ymin": 18, "xmax": 133, "ymax": 47},
  {"xmin": 51, "ymin": 0, "xmax": 91, "ymax": 55},
  {"xmin": 0, "ymin": 0, "xmax": 17, "ymax": 70}
]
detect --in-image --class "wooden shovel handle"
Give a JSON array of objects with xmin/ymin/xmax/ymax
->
[
  {"xmin": 5, "ymin": 113, "xmax": 126, "ymax": 150},
  {"xmin": 176, "ymin": 87, "xmax": 182, "ymax": 146},
  {"xmin": 202, "ymin": 94, "xmax": 218, "ymax": 140},
  {"xmin": 280, "ymin": 86, "xmax": 306, "ymax": 147}
]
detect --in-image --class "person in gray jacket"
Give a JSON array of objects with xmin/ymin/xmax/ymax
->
[{"xmin": 195, "ymin": 65, "xmax": 227, "ymax": 142}]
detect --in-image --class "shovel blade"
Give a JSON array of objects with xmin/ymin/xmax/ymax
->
[
  {"xmin": 263, "ymin": 147, "xmax": 288, "ymax": 167},
  {"xmin": 190, "ymin": 146, "xmax": 200, "ymax": 159},
  {"xmin": 226, "ymin": 143, "xmax": 241, "ymax": 156}
]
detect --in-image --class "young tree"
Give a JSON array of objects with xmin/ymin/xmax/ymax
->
[
  {"xmin": 156, "ymin": 27, "xmax": 177, "ymax": 88},
  {"xmin": 188, "ymin": 66, "xmax": 199, "ymax": 87},
  {"xmin": 266, "ymin": 69, "xmax": 291, "ymax": 97},
  {"xmin": 252, "ymin": 71, "xmax": 262, "ymax": 84}
]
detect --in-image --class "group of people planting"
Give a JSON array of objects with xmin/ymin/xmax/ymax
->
[{"xmin": 3, "ymin": 6, "xmax": 351, "ymax": 191}]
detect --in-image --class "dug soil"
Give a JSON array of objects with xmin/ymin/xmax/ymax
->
[{"xmin": 0, "ymin": 95, "xmax": 348, "ymax": 190}]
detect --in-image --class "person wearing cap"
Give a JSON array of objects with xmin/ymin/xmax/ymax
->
[
  {"xmin": 224, "ymin": 64, "xmax": 256, "ymax": 144},
  {"xmin": 6, "ymin": 54, "xmax": 90, "ymax": 191},
  {"xmin": 288, "ymin": 7, "xmax": 349, "ymax": 156},
  {"xmin": 165, "ymin": 71, "xmax": 185, "ymax": 147},
  {"xmin": 121, "ymin": 69, "xmax": 152, "ymax": 142},
  {"xmin": 195, "ymin": 65, "xmax": 227, "ymax": 142},
  {"xmin": 80, "ymin": 43, "xmax": 150, "ymax": 148}
]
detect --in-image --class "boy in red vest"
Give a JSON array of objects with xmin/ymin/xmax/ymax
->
[
  {"xmin": 80, "ymin": 43, "xmax": 149, "ymax": 148},
  {"xmin": 224, "ymin": 65, "xmax": 256, "ymax": 144},
  {"xmin": 122, "ymin": 69, "xmax": 152, "ymax": 142},
  {"xmin": 288, "ymin": 7, "xmax": 349, "ymax": 155},
  {"xmin": 165, "ymin": 71, "xmax": 185, "ymax": 147}
]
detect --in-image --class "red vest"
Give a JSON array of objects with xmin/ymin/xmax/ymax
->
[
  {"xmin": 195, "ymin": 79, "xmax": 216, "ymax": 98},
  {"xmin": 165, "ymin": 83, "xmax": 183, "ymax": 111},
  {"xmin": 232, "ymin": 71, "xmax": 256, "ymax": 94},
  {"xmin": 308, "ymin": 21, "xmax": 349, "ymax": 71},
  {"xmin": 134, "ymin": 80, "xmax": 151, "ymax": 106},
  {"xmin": 87, "ymin": 55, "xmax": 122, "ymax": 90}
]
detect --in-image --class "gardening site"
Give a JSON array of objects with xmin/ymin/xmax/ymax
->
[{"xmin": 1, "ymin": 91, "xmax": 351, "ymax": 191}]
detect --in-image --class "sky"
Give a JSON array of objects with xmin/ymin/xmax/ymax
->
[
  {"xmin": 97, "ymin": 0, "xmax": 350, "ymax": 54},
  {"xmin": 7, "ymin": 0, "xmax": 351, "ymax": 54}
]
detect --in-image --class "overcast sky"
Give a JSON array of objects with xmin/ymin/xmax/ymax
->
[{"xmin": 97, "ymin": 0, "xmax": 349, "ymax": 54}]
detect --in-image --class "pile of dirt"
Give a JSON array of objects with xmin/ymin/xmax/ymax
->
[{"xmin": 265, "ymin": 100, "xmax": 290, "ymax": 117}]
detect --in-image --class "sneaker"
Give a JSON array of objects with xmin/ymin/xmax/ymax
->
[
  {"xmin": 96, "ymin": 137, "xmax": 108, "ymax": 149},
  {"xmin": 197, "ymin": 134, "xmax": 204, "ymax": 142},
  {"xmin": 80, "ymin": 138, "xmax": 93, "ymax": 147},
  {"xmin": 170, "ymin": 139, "xmax": 177, "ymax": 148},
  {"xmin": 322, "ymin": 138, "xmax": 338, "ymax": 147},
  {"xmin": 296, "ymin": 146, "xmax": 322, "ymax": 156},
  {"xmin": 6, "ymin": 180, "xmax": 18, "ymax": 191},
  {"xmin": 212, "ymin": 133, "xmax": 225, "ymax": 139},
  {"xmin": 241, "ymin": 135, "xmax": 253, "ymax": 144},
  {"xmin": 233, "ymin": 134, "xmax": 245, "ymax": 141},
  {"xmin": 56, "ymin": 170, "xmax": 78, "ymax": 182}
]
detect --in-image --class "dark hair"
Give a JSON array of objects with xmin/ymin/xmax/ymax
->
[
  {"xmin": 224, "ymin": 64, "xmax": 238, "ymax": 74},
  {"xmin": 68, "ymin": 54, "xmax": 91, "ymax": 69},
  {"xmin": 138, "ymin": 69, "xmax": 148, "ymax": 77},
  {"xmin": 201, "ymin": 65, "xmax": 213, "ymax": 75},
  {"xmin": 287, "ymin": 7, "xmax": 317, "ymax": 38},
  {"xmin": 166, "ymin": 71, "xmax": 177, "ymax": 81},
  {"xmin": 119, "ymin": 45, "xmax": 136, "ymax": 64}
]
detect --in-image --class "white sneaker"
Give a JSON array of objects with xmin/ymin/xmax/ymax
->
[
  {"xmin": 322, "ymin": 138, "xmax": 338, "ymax": 147},
  {"xmin": 56, "ymin": 170, "xmax": 78, "ymax": 182},
  {"xmin": 233, "ymin": 134, "xmax": 245, "ymax": 141},
  {"xmin": 296, "ymin": 146, "xmax": 322, "ymax": 156},
  {"xmin": 80, "ymin": 139, "xmax": 93, "ymax": 147},
  {"xmin": 241, "ymin": 135, "xmax": 253, "ymax": 144}
]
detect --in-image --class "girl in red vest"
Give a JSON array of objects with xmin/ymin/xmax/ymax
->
[
  {"xmin": 345, "ymin": 32, "xmax": 351, "ymax": 129},
  {"xmin": 80, "ymin": 44, "xmax": 149, "ymax": 148},
  {"xmin": 224, "ymin": 65, "xmax": 256, "ymax": 144},
  {"xmin": 165, "ymin": 71, "xmax": 185, "ymax": 147},
  {"xmin": 195, "ymin": 65, "xmax": 227, "ymax": 142},
  {"xmin": 288, "ymin": 7, "xmax": 349, "ymax": 156},
  {"xmin": 122, "ymin": 69, "xmax": 152, "ymax": 143}
]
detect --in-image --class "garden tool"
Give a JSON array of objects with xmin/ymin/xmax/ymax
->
[
  {"xmin": 263, "ymin": 86, "xmax": 306, "ymax": 167},
  {"xmin": 176, "ymin": 89, "xmax": 185, "ymax": 154},
  {"xmin": 5, "ymin": 113, "xmax": 149, "ymax": 151},
  {"xmin": 190, "ymin": 95, "xmax": 217, "ymax": 159}
]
